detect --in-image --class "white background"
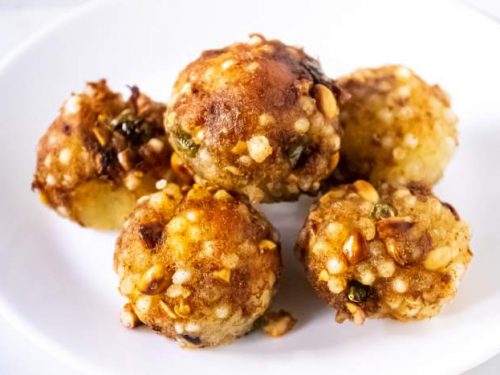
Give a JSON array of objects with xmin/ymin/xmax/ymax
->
[{"xmin": 0, "ymin": 1, "xmax": 498, "ymax": 374}]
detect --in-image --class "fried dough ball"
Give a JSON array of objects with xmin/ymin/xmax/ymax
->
[
  {"xmin": 166, "ymin": 34, "xmax": 342, "ymax": 203},
  {"xmin": 336, "ymin": 65, "xmax": 458, "ymax": 185},
  {"xmin": 114, "ymin": 184, "xmax": 281, "ymax": 348},
  {"xmin": 32, "ymin": 80, "xmax": 190, "ymax": 229},
  {"xmin": 297, "ymin": 181, "xmax": 472, "ymax": 323}
]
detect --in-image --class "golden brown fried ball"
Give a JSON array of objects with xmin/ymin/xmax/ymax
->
[
  {"xmin": 32, "ymin": 80, "xmax": 190, "ymax": 229},
  {"xmin": 296, "ymin": 180, "xmax": 472, "ymax": 323},
  {"xmin": 165, "ymin": 34, "xmax": 343, "ymax": 203},
  {"xmin": 336, "ymin": 65, "xmax": 458, "ymax": 185},
  {"xmin": 114, "ymin": 184, "xmax": 281, "ymax": 348}
]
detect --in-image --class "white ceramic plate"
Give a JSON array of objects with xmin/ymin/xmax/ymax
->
[{"xmin": 1, "ymin": 0, "xmax": 499, "ymax": 374}]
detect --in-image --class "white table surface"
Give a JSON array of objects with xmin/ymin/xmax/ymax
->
[{"xmin": 0, "ymin": 1, "xmax": 498, "ymax": 374}]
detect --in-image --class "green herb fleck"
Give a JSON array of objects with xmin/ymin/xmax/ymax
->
[
  {"xmin": 112, "ymin": 109, "xmax": 156, "ymax": 145},
  {"xmin": 347, "ymin": 280, "xmax": 371, "ymax": 303},
  {"xmin": 372, "ymin": 202, "xmax": 396, "ymax": 220},
  {"xmin": 287, "ymin": 143, "xmax": 305, "ymax": 168},
  {"xmin": 176, "ymin": 131, "xmax": 199, "ymax": 157}
]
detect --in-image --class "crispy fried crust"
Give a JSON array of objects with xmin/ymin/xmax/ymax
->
[
  {"xmin": 32, "ymin": 80, "xmax": 188, "ymax": 229},
  {"xmin": 336, "ymin": 65, "xmax": 458, "ymax": 185},
  {"xmin": 114, "ymin": 184, "xmax": 281, "ymax": 347},
  {"xmin": 296, "ymin": 181, "xmax": 472, "ymax": 323},
  {"xmin": 166, "ymin": 34, "xmax": 343, "ymax": 203}
]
